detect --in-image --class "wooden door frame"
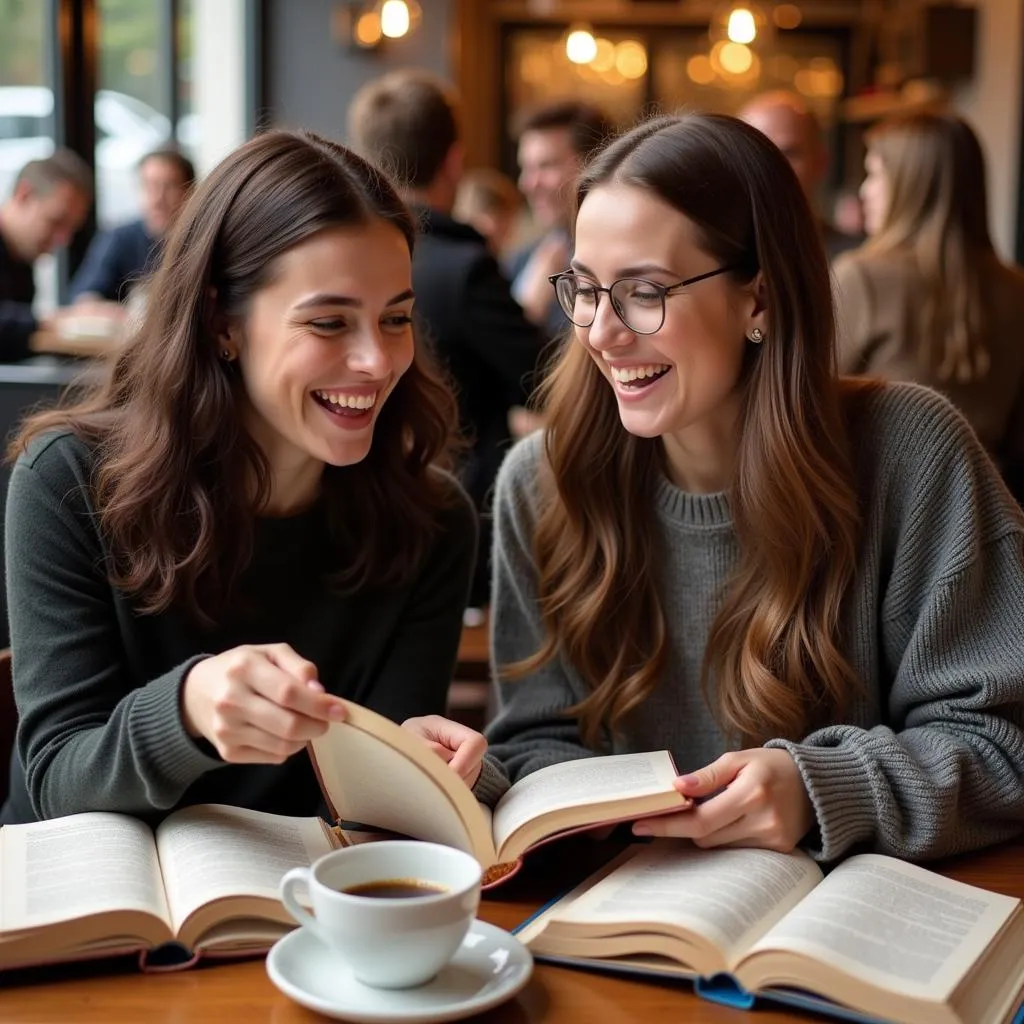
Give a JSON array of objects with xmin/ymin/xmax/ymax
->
[{"xmin": 454, "ymin": 0, "xmax": 870, "ymax": 171}]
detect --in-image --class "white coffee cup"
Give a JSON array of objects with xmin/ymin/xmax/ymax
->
[{"xmin": 280, "ymin": 840, "xmax": 482, "ymax": 989}]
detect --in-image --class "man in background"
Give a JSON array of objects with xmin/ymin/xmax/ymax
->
[
  {"xmin": 348, "ymin": 70, "xmax": 546, "ymax": 612},
  {"xmin": 509, "ymin": 100, "xmax": 612, "ymax": 337},
  {"xmin": 453, "ymin": 168, "xmax": 522, "ymax": 259},
  {"xmin": 739, "ymin": 89, "xmax": 862, "ymax": 260},
  {"xmin": 0, "ymin": 151, "xmax": 92, "ymax": 362},
  {"xmin": 70, "ymin": 146, "xmax": 195, "ymax": 305}
]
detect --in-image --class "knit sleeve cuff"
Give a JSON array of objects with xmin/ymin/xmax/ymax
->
[
  {"xmin": 130, "ymin": 655, "xmax": 224, "ymax": 790},
  {"xmin": 473, "ymin": 753, "xmax": 511, "ymax": 808},
  {"xmin": 764, "ymin": 737, "xmax": 878, "ymax": 862}
]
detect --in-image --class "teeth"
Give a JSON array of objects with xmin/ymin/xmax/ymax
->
[
  {"xmin": 610, "ymin": 364, "xmax": 670, "ymax": 383},
  {"xmin": 314, "ymin": 390, "xmax": 377, "ymax": 410}
]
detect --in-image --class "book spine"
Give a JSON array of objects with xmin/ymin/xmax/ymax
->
[
  {"xmin": 138, "ymin": 943, "xmax": 199, "ymax": 972},
  {"xmin": 511, "ymin": 889, "xmax": 572, "ymax": 934}
]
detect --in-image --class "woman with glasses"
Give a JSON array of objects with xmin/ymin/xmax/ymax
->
[
  {"xmin": 833, "ymin": 112, "xmax": 1024, "ymax": 503},
  {"xmin": 472, "ymin": 113, "xmax": 1024, "ymax": 863}
]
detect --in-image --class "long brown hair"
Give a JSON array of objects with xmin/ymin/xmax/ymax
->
[
  {"xmin": 865, "ymin": 112, "xmax": 996, "ymax": 382},
  {"xmin": 514, "ymin": 114, "xmax": 864, "ymax": 747},
  {"xmin": 12, "ymin": 129, "xmax": 460, "ymax": 624}
]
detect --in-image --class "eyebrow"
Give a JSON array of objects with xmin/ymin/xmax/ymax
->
[
  {"xmin": 569, "ymin": 260, "xmax": 677, "ymax": 279},
  {"xmin": 293, "ymin": 289, "xmax": 415, "ymax": 311}
]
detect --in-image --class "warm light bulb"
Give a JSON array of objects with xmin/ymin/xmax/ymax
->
[
  {"xmin": 591, "ymin": 38, "xmax": 616, "ymax": 73},
  {"xmin": 720, "ymin": 42, "xmax": 753, "ymax": 74},
  {"xmin": 354, "ymin": 10, "xmax": 382, "ymax": 47},
  {"xmin": 615, "ymin": 40, "xmax": 648, "ymax": 80},
  {"xmin": 566, "ymin": 27, "xmax": 598, "ymax": 65},
  {"xmin": 686, "ymin": 54, "xmax": 716, "ymax": 85},
  {"xmin": 726, "ymin": 7, "xmax": 757, "ymax": 44},
  {"xmin": 380, "ymin": 0, "xmax": 411, "ymax": 39}
]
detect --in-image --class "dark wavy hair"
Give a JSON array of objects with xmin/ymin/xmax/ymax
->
[
  {"xmin": 11, "ymin": 129, "xmax": 460, "ymax": 624},
  {"xmin": 511, "ymin": 114, "xmax": 871, "ymax": 747}
]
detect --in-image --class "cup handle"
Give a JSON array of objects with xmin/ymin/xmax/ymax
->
[{"xmin": 280, "ymin": 867, "xmax": 331, "ymax": 946}]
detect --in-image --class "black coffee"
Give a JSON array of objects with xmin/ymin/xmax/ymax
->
[{"xmin": 342, "ymin": 878, "xmax": 448, "ymax": 899}]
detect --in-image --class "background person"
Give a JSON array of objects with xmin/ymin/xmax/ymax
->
[
  {"xmin": 833, "ymin": 111, "xmax": 1024, "ymax": 502},
  {"xmin": 739, "ymin": 89, "xmax": 861, "ymax": 260},
  {"xmin": 348, "ymin": 70, "xmax": 546, "ymax": 613},
  {"xmin": 509, "ymin": 99, "xmax": 612, "ymax": 336},
  {"xmin": 453, "ymin": 167, "xmax": 523, "ymax": 259},
  {"xmin": 0, "ymin": 150, "xmax": 92, "ymax": 361},
  {"xmin": 70, "ymin": 146, "xmax": 196, "ymax": 307}
]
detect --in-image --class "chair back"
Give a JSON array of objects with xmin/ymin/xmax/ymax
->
[{"xmin": 0, "ymin": 648, "xmax": 13, "ymax": 802}]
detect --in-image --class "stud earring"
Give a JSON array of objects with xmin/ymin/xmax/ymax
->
[
  {"xmin": 220, "ymin": 348, "xmax": 234, "ymax": 361},
  {"xmin": 748, "ymin": 328, "xmax": 764, "ymax": 344}
]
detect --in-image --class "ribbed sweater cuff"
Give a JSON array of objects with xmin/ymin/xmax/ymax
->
[
  {"xmin": 133, "ymin": 655, "xmax": 224, "ymax": 788},
  {"xmin": 764, "ymin": 738, "xmax": 877, "ymax": 862},
  {"xmin": 473, "ymin": 754, "xmax": 511, "ymax": 807}
]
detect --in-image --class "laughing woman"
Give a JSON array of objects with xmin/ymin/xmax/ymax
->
[
  {"xmin": 1, "ymin": 130, "xmax": 485, "ymax": 826},
  {"xmin": 474, "ymin": 114, "xmax": 1024, "ymax": 862}
]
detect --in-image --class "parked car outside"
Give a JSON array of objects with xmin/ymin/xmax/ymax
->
[{"xmin": 0, "ymin": 86, "xmax": 172, "ymax": 228}]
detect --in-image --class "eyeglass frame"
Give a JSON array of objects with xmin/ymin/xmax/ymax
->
[{"xmin": 548, "ymin": 265, "xmax": 738, "ymax": 335}]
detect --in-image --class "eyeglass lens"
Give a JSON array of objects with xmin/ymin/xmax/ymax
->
[{"xmin": 555, "ymin": 277, "xmax": 666, "ymax": 335}]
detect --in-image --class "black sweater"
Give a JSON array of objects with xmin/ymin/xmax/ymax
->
[
  {"xmin": 1, "ymin": 431, "xmax": 476, "ymax": 826},
  {"xmin": 0, "ymin": 228, "xmax": 36, "ymax": 362}
]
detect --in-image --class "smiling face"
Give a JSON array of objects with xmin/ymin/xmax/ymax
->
[
  {"xmin": 140, "ymin": 156, "xmax": 190, "ymax": 238},
  {"xmin": 232, "ymin": 220, "xmax": 415, "ymax": 512},
  {"xmin": 572, "ymin": 183, "xmax": 762, "ymax": 491},
  {"xmin": 859, "ymin": 148, "xmax": 890, "ymax": 236},
  {"xmin": 517, "ymin": 127, "xmax": 581, "ymax": 231}
]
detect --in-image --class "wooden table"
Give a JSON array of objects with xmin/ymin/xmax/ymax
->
[
  {"xmin": 2, "ymin": 835, "xmax": 1022, "ymax": 1023},
  {"xmin": 447, "ymin": 611, "xmax": 491, "ymax": 729},
  {"xmin": 29, "ymin": 328, "xmax": 121, "ymax": 360}
]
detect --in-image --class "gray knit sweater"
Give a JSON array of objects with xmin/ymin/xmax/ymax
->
[{"xmin": 472, "ymin": 383, "xmax": 1024, "ymax": 863}]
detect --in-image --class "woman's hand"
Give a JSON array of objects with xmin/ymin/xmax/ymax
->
[
  {"xmin": 181, "ymin": 644, "xmax": 346, "ymax": 763},
  {"xmin": 632, "ymin": 749, "xmax": 814, "ymax": 852},
  {"xmin": 402, "ymin": 715, "xmax": 488, "ymax": 788}
]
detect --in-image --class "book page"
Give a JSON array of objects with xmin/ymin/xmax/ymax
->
[
  {"xmin": 553, "ymin": 840, "xmax": 822, "ymax": 963},
  {"xmin": 310, "ymin": 706, "xmax": 494, "ymax": 863},
  {"xmin": 492, "ymin": 752, "xmax": 680, "ymax": 856},
  {"xmin": 155, "ymin": 805, "xmax": 335, "ymax": 934},
  {"xmin": 747, "ymin": 854, "xmax": 1020, "ymax": 1000},
  {"xmin": 0, "ymin": 813, "xmax": 169, "ymax": 931}
]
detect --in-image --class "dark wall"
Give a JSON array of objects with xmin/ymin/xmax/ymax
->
[{"xmin": 264, "ymin": 0, "xmax": 456, "ymax": 146}]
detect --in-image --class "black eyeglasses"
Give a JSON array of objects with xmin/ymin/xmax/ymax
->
[{"xmin": 548, "ymin": 266, "xmax": 735, "ymax": 335}]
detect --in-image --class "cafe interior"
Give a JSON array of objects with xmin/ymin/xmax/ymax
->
[{"xmin": 1, "ymin": 1, "xmax": 1023, "ymax": 1022}]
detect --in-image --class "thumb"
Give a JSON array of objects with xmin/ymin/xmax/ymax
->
[
  {"xmin": 446, "ymin": 730, "xmax": 487, "ymax": 777},
  {"xmin": 674, "ymin": 753, "xmax": 740, "ymax": 797}
]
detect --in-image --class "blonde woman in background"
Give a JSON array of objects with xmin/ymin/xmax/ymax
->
[
  {"xmin": 453, "ymin": 168, "xmax": 522, "ymax": 258},
  {"xmin": 833, "ymin": 112, "xmax": 1024, "ymax": 499}
]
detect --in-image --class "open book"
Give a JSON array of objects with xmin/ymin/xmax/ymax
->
[
  {"xmin": 309, "ymin": 702, "xmax": 689, "ymax": 886},
  {"xmin": 516, "ymin": 840, "xmax": 1024, "ymax": 1024},
  {"xmin": 0, "ymin": 804, "xmax": 339, "ymax": 972}
]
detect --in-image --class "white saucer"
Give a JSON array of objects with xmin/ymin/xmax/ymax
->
[{"xmin": 266, "ymin": 919, "xmax": 533, "ymax": 1023}]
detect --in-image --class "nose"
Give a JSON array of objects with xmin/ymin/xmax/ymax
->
[
  {"xmin": 347, "ymin": 326, "xmax": 393, "ymax": 378},
  {"xmin": 584, "ymin": 292, "xmax": 632, "ymax": 352}
]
